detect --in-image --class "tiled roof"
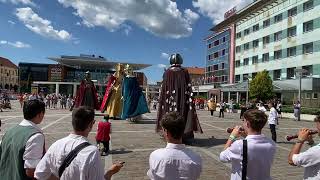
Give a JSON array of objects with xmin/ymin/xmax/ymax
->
[
  {"xmin": 186, "ymin": 67, "xmax": 205, "ymax": 75},
  {"xmin": 0, "ymin": 57, "xmax": 18, "ymax": 69}
]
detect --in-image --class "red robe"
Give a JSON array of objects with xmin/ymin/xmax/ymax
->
[
  {"xmin": 75, "ymin": 79, "xmax": 99, "ymax": 110},
  {"xmin": 100, "ymin": 75, "xmax": 116, "ymax": 112}
]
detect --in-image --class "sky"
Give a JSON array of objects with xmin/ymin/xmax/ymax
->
[{"xmin": 0, "ymin": 0, "xmax": 253, "ymax": 84}]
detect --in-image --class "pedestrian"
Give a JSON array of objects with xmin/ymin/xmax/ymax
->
[
  {"xmin": 207, "ymin": 97, "xmax": 217, "ymax": 116},
  {"xmin": 34, "ymin": 106, "xmax": 123, "ymax": 180},
  {"xmin": 147, "ymin": 112, "xmax": 202, "ymax": 179},
  {"xmin": 19, "ymin": 93, "xmax": 24, "ymax": 108},
  {"xmin": 229, "ymin": 99, "xmax": 234, "ymax": 113},
  {"xmin": 240, "ymin": 101, "xmax": 247, "ymax": 120},
  {"xmin": 0, "ymin": 100, "xmax": 46, "ymax": 179},
  {"xmin": 67, "ymin": 95, "xmax": 73, "ymax": 109},
  {"xmin": 268, "ymin": 102, "xmax": 278, "ymax": 142},
  {"xmin": 220, "ymin": 109, "xmax": 276, "ymax": 179},
  {"xmin": 219, "ymin": 101, "xmax": 225, "ymax": 118},
  {"xmin": 258, "ymin": 103, "xmax": 267, "ymax": 113},
  {"xmin": 294, "ymin": 101, "xmax": 301, "ymax": 121},
  {"xmin": 288, "ymin": 115, "xmax": 320, "ymax": 179},
  {"xmin": 276, "ymin": 100, "xmax": 282, "ymax": 119},
  {"xmin": 96, "ymin": 115, "xmax": 111, "ymax": 155}
]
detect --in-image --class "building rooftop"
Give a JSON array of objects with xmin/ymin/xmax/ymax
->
[
  {"xmin": 186, "ymin": 67, "xmax": 205, "ymax": 75},
  {"xmin": 0, "ymin": 57, "xmax": 18, "ymax": 69},
  {"xmin": 48, "ymin": 55, "xmax": 152, "ymax": 71}
]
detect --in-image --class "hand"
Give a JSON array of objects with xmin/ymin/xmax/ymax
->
[
  {"xmin": 105, "ymin": 162, "xmax": 124, "ymax": 180},
  {"xmin": 298, "ymin": 128, "xmax": 310, "ymax": 142},
  {"xmin": 231, "ymin": 126, "xmax": 243, "ymax": 138}
]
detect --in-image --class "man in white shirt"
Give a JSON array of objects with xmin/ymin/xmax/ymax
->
[
  {"xmin": 147, "ymin": 112, "xmax": 202, "ymax": 180},
  {"xmin": 268, "ymin": 102, "xmax": 278, "ymax": 142},
  {"xmin": 220, "ymin": 109, "xmax": 276, "ymax": 180},
  {"xmin": 0, "ymin": 100, "xmax": 46, "ymax": 179},
  {"xmin": 288, "ymin": 115, "xmax": 320, "ymax": 180},
  {"xmin": 34, "ymin": 106, "xmax": 122, "ymax": 180}
]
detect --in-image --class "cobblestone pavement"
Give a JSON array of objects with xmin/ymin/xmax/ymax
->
[{"xmin": 0, "ymin": 101, "xmax": 316, "ymax": 180}]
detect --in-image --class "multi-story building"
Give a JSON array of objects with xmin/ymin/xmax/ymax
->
[
  {"xmin": 211, "ymin": 0, "xmax": 320, "ymax": 106},
  {"xmin": 186, "ymin": 67, "xmax": 205, "ymax": 85},
  {"xmin": 205, "ymin": 29, "xmax": 232, "ymax": 86},
  {"xmin": 0, "ymin": 57, "xmax": 19, "ymax": 91}
]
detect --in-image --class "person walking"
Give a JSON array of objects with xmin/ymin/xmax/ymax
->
[
  {"xmin": 276, "ymin": 100, "xmax": 282, "ymax": 119},
  {"xmin": 294, "ymin": 101, "xmax": 301, "ymax": 121},
  {"xmin": 96, "ymin": 115, "xmax": 111, "ymax": 155},
  {"xmin": 207, "ymin": 97, "xmax": 217, "ymax": 116},
  {"xmin": 268, "ymin": 102, "xmax": 278, "ymax": 142},
  {"xmin": 219, "ymin": 101, "xmax": 225, "ymax": 118}
]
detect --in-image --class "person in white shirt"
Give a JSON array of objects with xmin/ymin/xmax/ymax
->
[
  {"xmin": 147, "ymin": 112, "xmax": 202, "ymax": 180},
  {"xmin": 258, "ymin": 103, "xmax": 267, "ymax": 113},
  {"xmin": 34, "ymin": 106, "xmax": 123, "ymax": 180},
  {"xmin": 0, "ymin": 100, "xmax": 46, "ymax": 179},
  {"xmin": 268, "ymin": 102, "xmax": 278, "ymax": 142},
  {"xmin": 220, "ymin": 109, "xmax": 276, "ymax": 180},
  {"xmin": 288, "ymin": 115, "xmax": 320, "ymax": 180}
]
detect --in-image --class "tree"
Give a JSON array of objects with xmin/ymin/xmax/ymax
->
[{"xmin": 249, "ymin": 70, "xmax": 274, "ymax": 102}]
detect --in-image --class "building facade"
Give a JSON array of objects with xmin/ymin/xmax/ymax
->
[
  {"xmin": 0, "ymin": 57, "xmax": 19, "ymax": 91},
  {"xmin": 205, "ymin": 29, "xmax": 232, "ymax": 86}
]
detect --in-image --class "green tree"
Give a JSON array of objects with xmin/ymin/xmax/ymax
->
[{"xmin": 249, "ymin": 70, "xmax": 274, "ymax": 102}]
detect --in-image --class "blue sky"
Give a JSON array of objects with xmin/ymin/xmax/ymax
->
[{"xmin": 0, "ymin": 0, "xmax": 252, "ymax": 83}]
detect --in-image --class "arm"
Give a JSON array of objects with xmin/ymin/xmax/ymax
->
[
  {"xmin": 288, "ymin": 128, "xmax": 311, "ymax": 166},
  {"xmin": 104, "ymin": 163, "xmax": 123, "ymax": 180}
]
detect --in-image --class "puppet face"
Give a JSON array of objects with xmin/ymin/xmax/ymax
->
[
  {"xmin": 85, "ymin": 72, "xmax": 91, "ymax": 80},
  {"xmin": 125, "ymin": 64, "xmax": 133, "ymax": 76}
]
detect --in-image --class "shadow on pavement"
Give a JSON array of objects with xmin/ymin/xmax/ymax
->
[
  {"xmin": 189, "ymin": 137, "xmax": 228, "ymax": 148},
  {"xmin": 110, "ymin": 148, "xmax": 133, "ymax": 155}
]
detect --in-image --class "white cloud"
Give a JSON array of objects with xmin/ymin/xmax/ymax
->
[
  {"xmin": 15, "ymin": 7, "xmax": 72, "ymax": 41},
  {"xmin": 157, "ymin": 64, "xmax": 167, "ymax": 68},
  {"xmin": 76, "ymin": 22, "xmax": 81, "ymax": 26},
  {"xmin": 161, "ymin": 52, "xmax": 169, "ymax": 59},
  {"xmin": 0, "ymin": 0, "xmax": 35, "ymax": 6},
  {"xmin": 8, "ymin": 20, "xmax": 16, "ymax": 25},
  {"xmin": 0, "ymin": 40, "xmax": 31, "ymax": 48},
  {"xmin": 57, "ymin": 0, "xmax": 199, "ymax": 38},
  {"xmin": 193, "ymin": 0, "xmax": 253, "ymax": 24}
]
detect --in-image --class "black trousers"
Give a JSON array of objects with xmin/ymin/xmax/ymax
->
[
  {"xmin": 219, "ymin": 109, "xmax": 224, "ymax": 118},
  {"xmin": 269, "ymin": 124, "xmax": 277, "ymax": 142},
  {"xmin": 97, "ymin": 141, "xmax": 110, "ymax": 153},
  {"xmin": 210, "ymin": 110, "xmax": 214, "ymax": 116}
]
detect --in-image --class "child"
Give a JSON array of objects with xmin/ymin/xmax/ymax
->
[{"xmin": 96, "ymin": 115, "xmax": 111, "ymax": 155}]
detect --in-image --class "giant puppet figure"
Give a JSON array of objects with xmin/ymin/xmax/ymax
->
[
  {"xmin": 74, "ymin": 71, "xmax": 99, "ymax": 109},
  {"xmin": 156, "ymin": 53, "xmax": 203, "ymax": 141},
  {"xmin": 121, "ymin": 64, "xmax": 149, "ymax": 120},
  {"xmin": 100, "ymin": 63, "xmax": 124, "ymax": 114},
  {"xmin": 103, "ymin": 63, "xmax": 125, "ymax": 119}
]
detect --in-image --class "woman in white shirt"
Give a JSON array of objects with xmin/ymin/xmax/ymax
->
[{"xmin": 268, "ymin": 102, "xmax": 278, "ymax": 142}]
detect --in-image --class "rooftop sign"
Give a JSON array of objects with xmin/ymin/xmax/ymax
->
[{"xmin": 224, "ymin": 7, "xmax": 237, "ymax": 19}]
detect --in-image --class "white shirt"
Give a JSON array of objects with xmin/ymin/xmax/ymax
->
[
  {"xmin": 19, "ymin": 119, "xmax": 45, "ymax": 169},
  {"xmin": 292, "ymin": 144, "xmax": 320, "ymax": 180},
  {"xmin": 35, "ymin": 134, "xmax": 104, "ymax": 180},
  {"xmin": 147, "ymin": 143, "xmax": 202, "ymax": 180},
  {"xmin": 268, "ymin": 107, "xmax": 278, "ymax": 125},
  {"xmin": 258, "ymin": 106, "xmax": 267, "ymax": 113},
  {"xmin": 220, "ymin": 134, "xmax": 276, "ymax": 180}
]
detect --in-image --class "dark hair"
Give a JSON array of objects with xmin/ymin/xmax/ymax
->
[
  {"xmin": 243, "ymin": 109, "xmax": 267, "ymax": 131},
  {"xmin": 314, "ymin": 115, "xmax": 320, "ymax": 122},
  {"xmin": 72, "ymin": 106, "xmax": 95, "ymax": 131},
  {"xmin": 104, "ymin": 115, "xmax": 109, "ymax": 121},
  {"xmin": 160, "ymin": 112, "xmax": 185, "ymax": 139},
  {"xmin": 23, "ymin": 100, "xmax": 45, "ymax": 120}
]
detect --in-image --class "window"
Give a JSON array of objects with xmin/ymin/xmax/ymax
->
[
  {"xmin": 214, "ymin": 40, "xmax": 219, "ymax": 46},
  {"xmin": 302, "ymin": 65, "xmax": 313, "ymax": 76},
  {"xmin": 244, "ymin": 28, "xmax": 250, "ymax": 36},
  {"xmin": 288, "ymin": 7, "xmax": 297, "ymax": 17},
  {"xmin": 287, "ymin": 26, "xmax": 297, "ymax": 37},
  {"xmin": 263, "ymin": 36, "xmax": 270, "ymax": 45},
  {"xmin": 244, "ymin": 43, "xmax": 250, "ymax": 50},
  {"xmin": 244, "ymin": 58, "xmax": 249, "ymax": 66},
  {"xmin": 303, "ymin": 43, "xmax": 313, "ymax": 54},
  {"xmin": 235, "ymin": 60, "xmax": 241, "ymax": 67},
  {"xmin": 262, "ymin": 53, "xmax": 269, "ymax": 62},
  {"xmin": 222, "ymin": 37, "xmax": 226, "ymax": 43},
  {"xmin": 243, "ymin": 74, "xmax": 249, "ymax": 81},
  {"xmin": 208, "ymin": 55, "xmax": 212, "ymax": 60},
  {"xmin": 274, "ymin": 14, "xmax": 283, "ymax": 23},
  {"xmin": 252, "ymin": 72, "xmax": 257, "ymax": 79},
  {"xmin": 273, "ymin": 69, "xmax": 281, "ymax": 80},
  {"xmin": 213, "ymin": 65, "xmax": 219, "ymax": 71},
  {"xmin": 303, "ymin": 20, "xmax": 314, "ymax": 33},
  {"xmin": 274, "ymin": 50, "xmax": 282, "ymax": 60},
  {"xmin": 313, "ymin": 93, "xmax": 318, "ymax": 99},
  {"xmin": 253, "ymin": 39, "xmax": 259, "ymax": 48},
  {"xmin": 287, "ymin": 67, "xmax": 296, "ymax": 79},
  {"xmin": 306, "ymin": 93, "xmax": 312, "ymax": 99},
  {"xmin": 222, "ymin": 49, "xmax": 226, "ymax": 56},
  {"xmin": 236, "ymin": 46, "xmax": 241, "ymax": 53},
  {"xmin": 253, "ymin": 24, "xmax": 259, "ymax": 32},
  {"xmin": 252, "ymin": 56, "xmax": 258, "ymax": 64},
  {"xmin": 235, "ymin": 75, "xmax": 240, "ymax": 82},
  {"xmin": 214, "ymin": 52, "xmax": 219, "ymax": 58},
  {"xmin": 287, "ymin": 47, "xmax": 296, "ymax": 57},
  {"xmin": 274, "ymin": 31, "xmax": 282, "ymax": 41},
  {"xmin": 263, "ymin": 19, "xmax": 270, "ymax": 28},
  {"xmin": 236, "ymin": 32, "xmax": 242, "ymax": 39},
  {"xmin": 208, "ymin": 43, "xmax": 212, "ymax": 49},
  {"xmin": 221, "ymin": 63, "xmax": 225, "ymax": 69},
  {"xmin": 303, "ymin": 0, "xmax": 314, "ymax": 12}
]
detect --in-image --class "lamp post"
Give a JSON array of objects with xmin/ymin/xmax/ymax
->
[
  {"xmin": 295, "ymin": 68, "xmax": 308, "ymax": 102},
  {"xmin": 246, "ymin": 77, "xmax": 252, "ymax": 104}
]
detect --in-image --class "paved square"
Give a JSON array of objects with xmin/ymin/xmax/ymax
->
[{"xmin": 0, "ymin": 101, "xmax": 316, "ymax": 179}]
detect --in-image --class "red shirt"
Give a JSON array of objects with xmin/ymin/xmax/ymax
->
[{"xmin": 96, "ymin": 121, "xmax": 111, "ymax": 142}]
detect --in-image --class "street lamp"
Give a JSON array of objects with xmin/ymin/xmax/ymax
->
[
  {"xmin": 246, "ymin": 76, "xmax": 252, "ymax": 104},
  {"xmin": 295, "ymin": 68, "xmax": 308, "ymax": 102}
]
